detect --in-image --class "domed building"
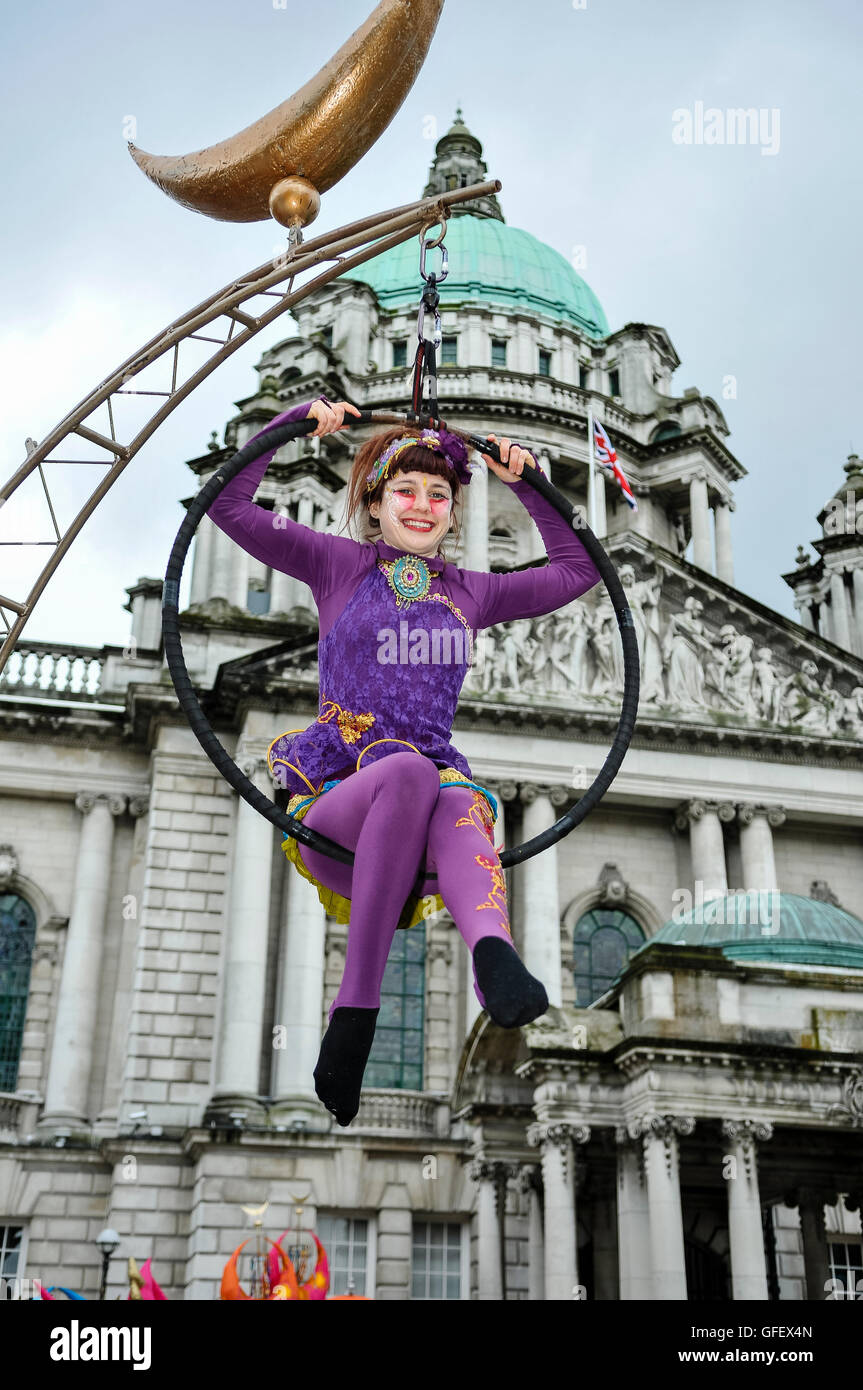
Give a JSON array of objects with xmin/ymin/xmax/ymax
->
[{"xmin": 1, "ymin": 114, "xmax": 862, "ymax": 1302}]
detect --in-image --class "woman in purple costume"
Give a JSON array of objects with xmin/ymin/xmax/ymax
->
[{"xmin": 207, "ymin": 396, "xmax": 601, "ymax": 1125}]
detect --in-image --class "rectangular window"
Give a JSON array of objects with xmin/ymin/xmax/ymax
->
[
  {"xmin": 608, "ymin": 368, "xmax": 620, "ymax": 397},
  {"xmin": 365, "ymin": 923, "xmax": 425, "ymax": 1090},
  {"xmin": 411, "ymin": 1221, "xmax": 464, "ymax": 1299},
  {"xmin": 491, "ymin": 338, "xmax": 507, "ymax": 369},
  {"xmin": 0, "ymin": 1226, "xmax": 23, "ymax": 1298},
  {"xmin": 392, "ymin": 339, "xmax": 408, "ymax": 369},
  {"xmin": 440, "ymin": 336, "xmax": 458, "ymax": 366},
  {"xmin": 829, "ymin": 1240, "xmax": 863, "ymax": 1299},
  {"xmin": 538, "ymin": 349, "xmax": 552, "ymax": 377},
  {"xmin": 317, "ymin": 1215, "xmax": 372, "ymax": 1297},
  {"xmin": 579, "ymin": 363, "xmax": 589, "ymax": 389},
  {"xmin": 246, "ymin": 583, "xmax": 271, "ymax": 616},
  {"xmin": 321, "ymin": 326, "xmax": 333, "ymax": 349}
]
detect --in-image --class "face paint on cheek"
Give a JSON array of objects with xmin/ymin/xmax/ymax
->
[{"xmin": 383, "ymin": 487, "xmax": 412, "ymax": 525}]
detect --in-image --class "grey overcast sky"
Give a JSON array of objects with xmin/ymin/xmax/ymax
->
[{"xmin": 1, "ymin": 0, "xmax": 860, "ymax": 649}]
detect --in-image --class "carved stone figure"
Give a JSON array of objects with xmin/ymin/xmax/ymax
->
[
  {"xmin": 618, "ymin": 564, "xmax": 665, "ymax": 704},
  {"xmin": 713, "ymin": 624, "xmax": 755, "ymax": 714},
  {"xmin": 566, "ymin": 602, "xmax": 594, "ymax": 695},
  {"xmin": 843, "ymin": 686, "xmax": 863, "ymax": 736},
  {"xmin": 752, "ymin": 646, "xmax": 779, "ymax": 720},
  {"xmin": 773, "ymin": 659, "xmax": 829, "ymax": 731},
  {"xmin": 662, "ymin": 597, "xmax": 714, "ymax": 709}
]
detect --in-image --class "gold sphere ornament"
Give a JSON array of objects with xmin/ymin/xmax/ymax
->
[{"xmin": 268, "ymin": 176, "xmax": 322, "ymax": 230}]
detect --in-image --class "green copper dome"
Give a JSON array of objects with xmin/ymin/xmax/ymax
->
[
  {"xmin": 633, "ymin": 892, "xmax": 863, "ymax": 971},
  {"xmin": 342, "ymin": 215, "xmax": 609, "ymax": 338}
]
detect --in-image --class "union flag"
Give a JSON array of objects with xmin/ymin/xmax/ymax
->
[{"xmin": 593, "ymin": 419, "xmax": 637, "ymax": 510}]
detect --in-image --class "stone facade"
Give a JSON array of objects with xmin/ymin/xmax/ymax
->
[{"xmin": 1, "ymin": 122, "xmax": 862, "ymax": 1300}]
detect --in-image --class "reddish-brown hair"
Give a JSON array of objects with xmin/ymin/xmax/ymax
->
[{"xmin": 343, "ymin": 428, "xmax": 463, "ymax": 547}]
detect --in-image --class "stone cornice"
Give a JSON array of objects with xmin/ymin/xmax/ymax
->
[
  {"xmin": 198, "ymin": 657, "xmax": 863, "ymax": 773},
  {"xmin": 5, "ymin": 664, "xmax": 862, "ymax": 787}
]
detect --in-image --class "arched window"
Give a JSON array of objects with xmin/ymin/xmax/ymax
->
[
  {"xmin": 572, "ymin": 907, "xmax": 645, "ymax": 1006},
  {"xmin": 0, "ymin": 893, "xmax": 37, "ymax": 1092},
  {"xmin": 650, "ymin": 421, "xmax": 682, "ymax": 443},
  {"xmin": 364, "ymin": 922, "xmax": 425, "ymax": 1090}
]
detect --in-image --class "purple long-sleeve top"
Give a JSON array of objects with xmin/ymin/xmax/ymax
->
[{"xmin": 206, "ymin": 399, "xmax": 601, "ymax": 796}]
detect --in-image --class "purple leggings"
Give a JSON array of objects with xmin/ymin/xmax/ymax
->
[{"xmin": 297, "ymin": 753, "xmax": 514, "ymax": 1021}]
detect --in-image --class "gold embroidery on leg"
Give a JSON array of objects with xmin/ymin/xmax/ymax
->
[
  {"xmin": 473, "ymin": 852, "xmax": 512, "ymax": 936},
  {"xmin": 455, "ymin": 789, "xmax": 496, "ymax": 844},
  {"xmin": 453, "ymin": 789, "xmax": 511, "ymax": 937}
]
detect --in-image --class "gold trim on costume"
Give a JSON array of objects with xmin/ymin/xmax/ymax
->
[
  {"xmin": 267, "ymin": 727, "xmax": 321, "ymax": 796},
  {"xmin": 355, "ymin": 737, "xmax": 422, "ymax": 771}
]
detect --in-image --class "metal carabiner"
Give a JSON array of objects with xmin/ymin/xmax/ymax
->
[
  {"xmin": 417, "ymin": 299, "xmax": 442, "ymax": 348},
  {"xmin": 419, "ymin": 221, "xmax": 449, "ymax": 284}
]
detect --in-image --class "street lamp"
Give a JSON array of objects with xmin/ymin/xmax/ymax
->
[{"xmin": 95, "ymin": 1229, "xmax": 120, "ymax": 1300}]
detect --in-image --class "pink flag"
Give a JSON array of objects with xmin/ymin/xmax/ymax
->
[{"xmin": 138, "ymin": 1258, "xmax": 167, "ymax": 1300}]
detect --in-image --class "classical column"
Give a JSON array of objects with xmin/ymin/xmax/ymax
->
[
  {"xmin": 689, "ymin": 473, "xmax": 712, "ymax": 571},
  {"xmin": 829, "ymin": 569, "xmax": 852, "ymax": 650},
  {"xmin": 294, "ymin": 494, "xmax": 313, "ymax": 529},
  {"xmin": 207, "ymin": 521, "xmax": 235, "ymax": 603},
  {"xmin": 527, "ymin": 1121, "xmax": 590, "ymax": 1299},
  {"xmin": 519, "ymin": 785, "xmax": 568, "ymax": 1006},
  {"xmin": 818, "ymin": 592, "xmax": 833, "ymax": 643},
  {"xmin": 714, "ymin": 500, "xmax": 735, "ymax": 585},
  {"xmin": 269, "ymin": 506, "xmax": 301, "ymax": 615},
  {"xmin": 189, "ymin": 511, "xmax": 215, "ymax": 606},
  {"xmin": 631, "ymin": 1114, "xmax": 695, "ymax": 1299},
  {"xmin": 228, "ymin": 538, "xmax": 249, "ymax": 611},
  {"xmin": 271, "ymin": 867, "xmax": 326, "ymax": 1106},
  {"xmin": 461, "ymin": 449, "xmax": 489, "ymax": 572},
  {"xmin": 853, "ymin": 568, "xmax": 863, "ymax": 654},
  {"xmin": 615, "ymin": 1127, "xmax": 653, "ymax": 1299},
  {"xmin": 99, "ymin": 795, "xmax": 150, "ymax": 1122},
  {"xmin": 425, "ymin": 930, "xmax": 454, "ymax": 1093},
  {"xmin": 737, "ymin": 804, "xmax": 786, "ymax": 892},
  {"xmin": 516, "ymin": 1165, "xmax": 545, "ymax": 1301},
  {"xmin": 467, "ymin": 1157, "xmax": 508, "ymax": 1300},
  {"xmin": 210, "ymin": 756, "xmax": 276, "ymax": 1114},
  {"xmin": 521, "ymin": 452, "xmax": 553, "ymax": 563},
  {"xmin": 721, "ymin": 1119, "xmax": 773, "ymax": 1299},
  {"xmin": 674, "ymin": 800, "xmax": 734, "ymax": 900},
  {"xmin": 796, "ymin": 596, "xmax": 815, "ymax": 632},
  {"xmin": 786, "ymin": 1187, "xmax": 835, "ymax": 1301},
  {"xmin": 40, "ymin": 792, "xmax": 127, "ymax": 1128},
  {"xmin": 593, "ymin": 468, "xmax": 608, "ymax": 540}
]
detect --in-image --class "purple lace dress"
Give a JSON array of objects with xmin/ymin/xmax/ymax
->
[{"xmin": 206, "ymin": 399, "xmax": 601, "ymax": 798}]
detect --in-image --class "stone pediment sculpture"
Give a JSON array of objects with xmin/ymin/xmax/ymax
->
[
  {"xmin": 463, "ymin": 543, "xmax": 863, "ymax": 744},
  {"xmin": 210, "ymin": 544, "xmax": 863, "ymax": 746}
]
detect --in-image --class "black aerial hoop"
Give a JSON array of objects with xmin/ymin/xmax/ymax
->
[{"xmin": 162, "ymin": 410, "xmax": 640, "ymax": 884}]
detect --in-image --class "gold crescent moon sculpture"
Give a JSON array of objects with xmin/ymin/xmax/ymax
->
[{"xmin": 128, "ymin": 0, "xmax": 445, "ymax": 227}]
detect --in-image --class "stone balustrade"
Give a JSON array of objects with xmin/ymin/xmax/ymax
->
[
  {"xmin": 352, "ymin": 1088, "xmax": 441, "ymax": 1135},
  {"xmin": 0, "ymin": 644, "xmax": 106, "ymax": 700}
]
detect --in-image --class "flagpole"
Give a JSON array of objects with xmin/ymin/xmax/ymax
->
[{"xmin": 587, "ymin": 405, "xmax": 596, "ymax": 534}]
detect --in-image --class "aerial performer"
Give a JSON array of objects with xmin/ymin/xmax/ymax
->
[{"xmin": 206, "ymin": 396, "xmax": 602, "ymax": 1126}]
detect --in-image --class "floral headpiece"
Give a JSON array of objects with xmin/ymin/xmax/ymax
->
[{"xmin": 365, "ymin": 428, "xmax": 475, "ymax": 492}]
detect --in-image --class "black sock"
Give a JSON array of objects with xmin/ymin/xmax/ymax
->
[
  {"xmin": 313, "ymin": 1006, "xmax": 379, "ymax": 1127},
  {"xmin": 473, "ymin": 937, "xmax": 548, "ymax": 1029}
]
